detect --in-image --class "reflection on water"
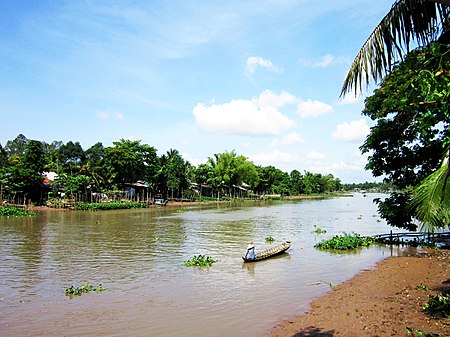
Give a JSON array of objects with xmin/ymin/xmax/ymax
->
[{"xmin": 0, "ymin": 194, "xmax": 415, "ymax": 337}]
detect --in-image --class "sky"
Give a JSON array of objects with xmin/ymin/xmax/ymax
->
[{"xmin": 0, "ymin": 0, "xmax": 395, "ymax": 183}]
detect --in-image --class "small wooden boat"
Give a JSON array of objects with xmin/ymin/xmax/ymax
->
[{"xmin": 242, "ymin": 241, "xmax": 291, "ymax": 262}]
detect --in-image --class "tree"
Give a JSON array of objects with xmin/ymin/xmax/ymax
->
[
  {"xmin": 360, "ymin": 42, "xmax": 450, "ymax": 230},
  {"xmin": 342, "ymin": 0, "xmax": 450, "ymax": 96},
  {"xmin": 5, "ymin": 134, "xmax": 28, "ymax": 161},
  {"xmin": 7, "ymin": 140, "xmax": 47, "ymax": 202},
  {"xmin": 84, "ymin": 142, "xmax": 109, "ymax": 191},
  {"xmin": 156, "ymin": 149, "xmax": 190, "ymax": 199},
  {"xmin": 56, "ymin": 141, "xmax": 86, "ymax": 174},
  {"xmin": 207, "ymin": 150, "xmax": 258, "ymax": 197},
  {"xmin": 105, "ymin": 139, "xmax": 158, "ymax": 188},
  {"xmin": 254, "ymin": 165, "xmax": 290, "ymax": 195}
]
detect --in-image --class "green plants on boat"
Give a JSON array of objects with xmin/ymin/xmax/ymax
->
[
  {"xmin": 183, "ymin": 255, "xmax": 217, "ymax": 267},
  {"xmin": 65, "ymin": 282, "xmax": 105, "ymax": 297},
  {"xmin": 315, "ymin": 232, "xmax": 375, "ymax": 250},
  {"xmin": 265, "ymin": 236, "xmax": 275, "ymax": 243}
]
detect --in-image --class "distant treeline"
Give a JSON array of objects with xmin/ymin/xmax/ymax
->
[
  {"xmin": 1, "ymin": 134, "xmax": 347, "ymax": 204},
  {"xmin": 343, "ymin": 181, "xmax": 394, "ymax": 192}
]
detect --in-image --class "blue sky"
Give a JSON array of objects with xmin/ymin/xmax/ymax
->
[{"xmin": 0, "ymin": 0, "xmax": 394, "ymax": 183}]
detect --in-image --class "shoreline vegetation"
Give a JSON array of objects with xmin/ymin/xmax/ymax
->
[{"xmin": 1, "ymin": 192, "xmax": 351, "ymax": 214}]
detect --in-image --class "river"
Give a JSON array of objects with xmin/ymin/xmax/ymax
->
[{"xmin": 0, "ymin": 193, "xmax": 414, "ymax": 337}]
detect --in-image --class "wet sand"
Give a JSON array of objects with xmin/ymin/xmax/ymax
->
[{"xmin": 270, "ymin": 249, "xmax": 450, "ymax": 337}]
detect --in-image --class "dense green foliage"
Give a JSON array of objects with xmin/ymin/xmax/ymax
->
[
  {"xmin": 0, "ymin": 135, "xmax": 343, "ymax": 205},
  {"xmin": 315, "ymin": 233, "xmax": 375, "ymax": 250},
  {"xmin": 0, "ymin": 206, "xmax": 37, "ymax": 217},
  {"xmin": 183, "ymin": 255, "xmax": 217, "ymax": 267},
  {"xmin": 361, "ymin": 42, "xmax": 450, "ymax": 230}
]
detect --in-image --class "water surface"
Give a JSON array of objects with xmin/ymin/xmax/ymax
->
[{"xmin": 0, "ymin": 193, "xmax": 413, "ymax": 337}]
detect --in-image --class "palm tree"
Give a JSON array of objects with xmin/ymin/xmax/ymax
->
[
  {"xmin": 341, "ymin": 0, "xmax": 450, "ymax": 97},
  {"xmin": 409, "ymin": 148, "xmax": 450, "ymax": 231}
]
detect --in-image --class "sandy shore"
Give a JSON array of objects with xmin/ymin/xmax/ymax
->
[{"xmin": 270, "ymin": 249, "xmax": 450, "ymax": 337}]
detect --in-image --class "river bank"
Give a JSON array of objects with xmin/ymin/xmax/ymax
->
[{"xmin": 270, "ymin": 249, "xmax": 450, "ymax": 337}]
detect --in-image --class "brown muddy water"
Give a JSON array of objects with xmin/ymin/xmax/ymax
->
[{"xmin": 0, "ymin": 193, "xmax": 415, "ymax": 337}]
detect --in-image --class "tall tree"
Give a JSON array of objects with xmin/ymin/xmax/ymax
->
[
  {"xmin": 207, "ymin": 150, "xmax": 258, "ymax": 197},
  {"xmin": 5, "ymin": 134, "xmax": 28, "ymax": 158},
  {"xmin": 360, "ymin": 42, "xmax": 450, "ymax": 230},
  {"xmin": 341, "ymin": 0, "xmax": 450, "ymax": 96},
  {"xmin": 106, "ymin": 139, "xmax": 158, "ymax": 188},
  {"xmin": 7, "ymin": 140, "xmax": 47, "ymax": 202}
]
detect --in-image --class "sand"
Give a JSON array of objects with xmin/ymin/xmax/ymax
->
[{"xmin": 270, "ymin": 249, "xmax": 450, "ymax": 337}]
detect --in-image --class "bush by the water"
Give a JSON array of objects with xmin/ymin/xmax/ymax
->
[
  {"xmin": 74, "ymin": 202, "xmax": 148, "ymax": 211},
  {"xmin": 315, "ymin": 232, "xmax": 375, "ymax": 250},
  {"xmin": 0, "ymin": 206, "xmax": 37, "ymax": 217}
]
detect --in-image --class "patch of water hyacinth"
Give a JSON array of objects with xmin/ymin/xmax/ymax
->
[{"xmin": 315, "ymin": 232, "xmax": 375, "ymax": 250}]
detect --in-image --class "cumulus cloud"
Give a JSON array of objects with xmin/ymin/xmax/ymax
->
[
  {"xmin": 193, "ymin": 90, "xmax": 296, "ymax": 136},
  {"xmin": 297, "ymin": 99, "xmax": 333, "ymax": 118},
  {"xmin": 271, "ymin": 132, "xmax": 305, "ymax": 147},
  {"xmin": 336, "ymin": 94, "xmax": 362, "ymax": 105},
  {"xmin": 307, "ymin": 151, "xmax": 325, "ymax": 161},
  {"xmin": 332, "ymin": 119, "xmax": 370, "ymax": 142},
  {"xmin": 246, "ymin": 56, "xmax": 282, "ymax": 76}
]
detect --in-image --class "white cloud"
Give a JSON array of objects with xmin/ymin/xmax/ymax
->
[
  {"xmin": 332, "ymin": 119, "xmax": 370, "ymax": 142},
  {"xmin": 300, "ymin": 54, "xmax": 349, "ymax": 68},
  {"xmin": 193, "ymin": 90, "xmax": 296, "ymax": 136},
  {"xmin": 258, "ymin": 89, "xmax": 297, "ymax": 108},
  {"xmin": 297, "ymin": 99, "xmax": 333, "ymax": 118},
  {"xmin": 250, "ymin": 149, "xmax": 299, "ymax": 166},
  {"xmin": 335, "ymin": 94, "xmax": 361, "ymax": 105},
  {"xmin": 272, "ymin": 132, "xmax": 305, "ymax": 147},
  {"xmin": 307, "ymin": 151, "xmax": 325, "ymax": 161},
  {"xmin": 246, "ymin": 56, "xmax": 283, "ymax": 76}
]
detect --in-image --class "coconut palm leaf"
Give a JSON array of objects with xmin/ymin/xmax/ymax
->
[
  {"xmin": 409, "ymin": 154, "xmax": 450, "ymax": 232},
  {"xmin": 341, "ymin": 0, "xmax": 450, "ymax": 96}
]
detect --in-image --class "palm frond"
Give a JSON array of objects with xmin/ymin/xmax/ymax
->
[
  {"xmin": 341, "ymin": 0, "xmax": 448, "ymax": 96},
  {"xmin": 409, "ymin": 155, "xmax": 450, "ymax": 232}
]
